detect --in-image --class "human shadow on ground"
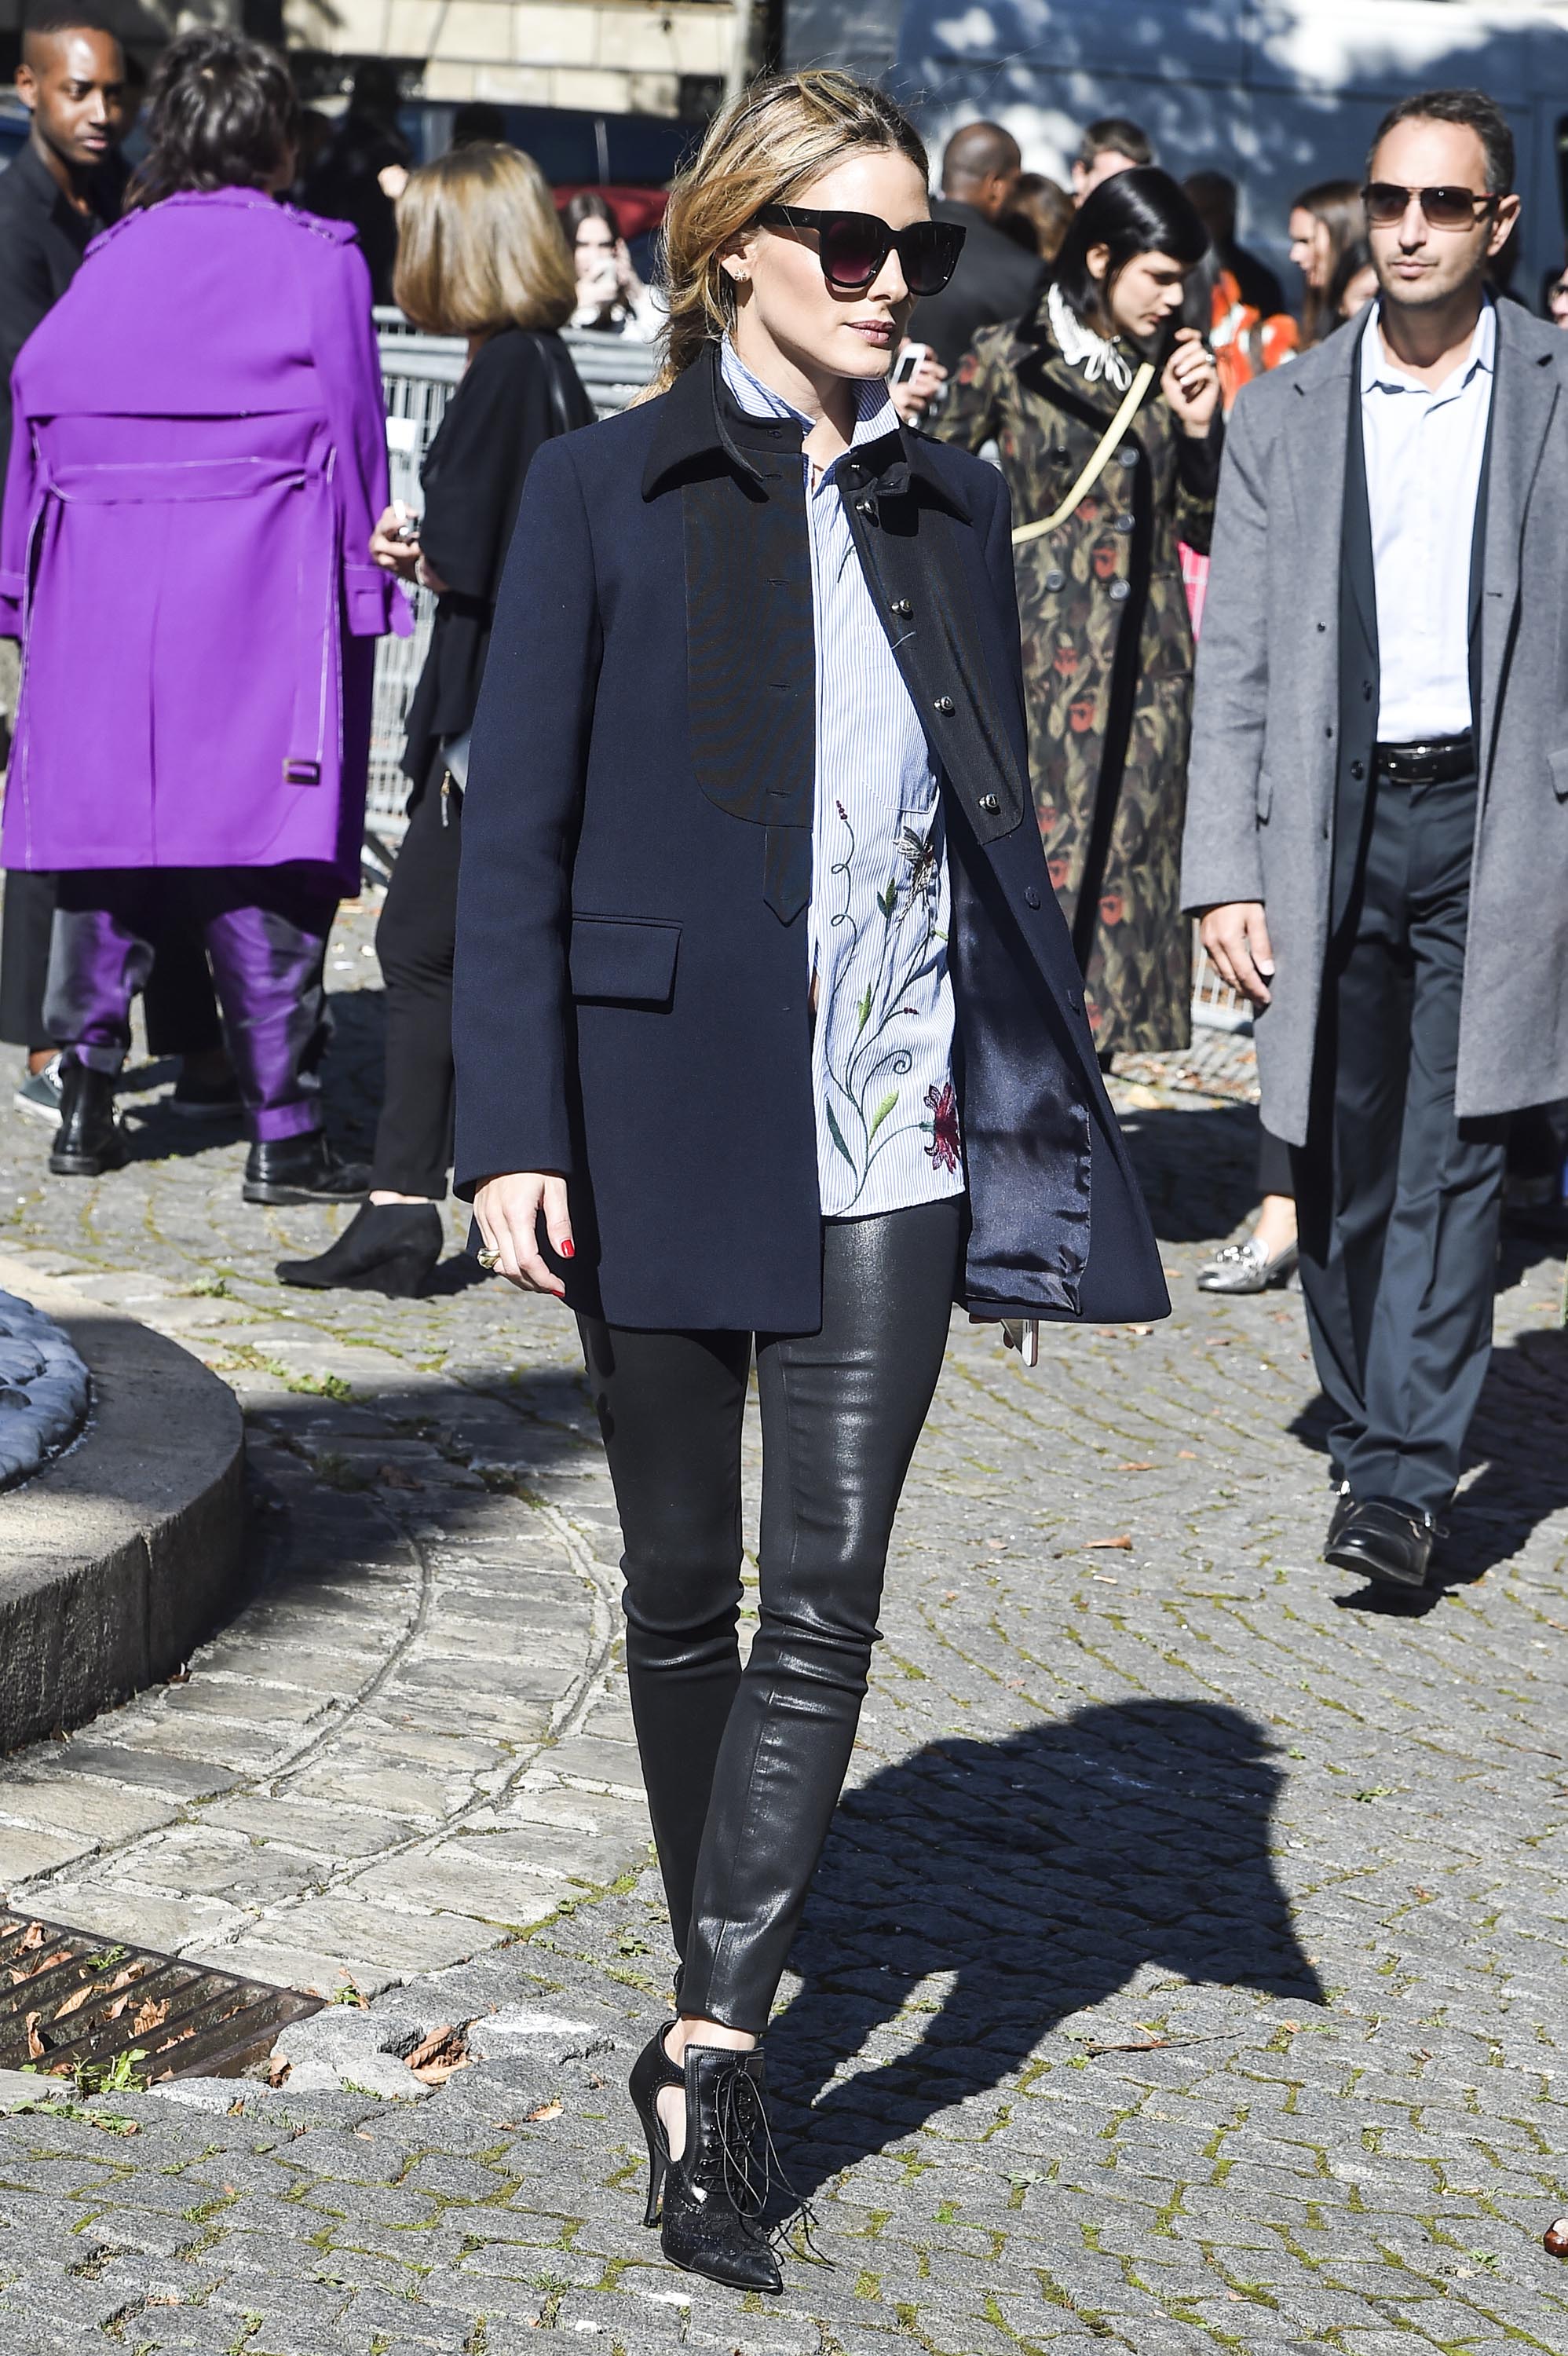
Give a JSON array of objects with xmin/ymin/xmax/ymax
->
[
  {"xmin": 1113, "ymin": 1103, "xmax": 1260, "ymax": 1245},
  {"xmin": 768, "ymin": 1698, "xmax": 1321, "ymax": 2207},
  {"xmin": 1288, "ymin": 1326, "xmax": 1568, "ymax": 1609}
]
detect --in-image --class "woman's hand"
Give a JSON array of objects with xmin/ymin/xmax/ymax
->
[
  {"xmin": 888, "ymin": 342, "xmax": 948, "ymax": 426},
  {"xmin": 473, "ymin": 1172, "xmax": 575, "ymax": 1296},
  {"xmin": 1161, "ymin": 327, "xmax": 1219, "ymax": 438},
  {"xmin": 370, "ymin": 502, "xmax": 422, "ymax": 580}
]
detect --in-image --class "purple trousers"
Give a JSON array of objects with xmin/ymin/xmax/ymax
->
[{"xmin": 46, "ymin": 866, "xmax": 338, "ymax": 1143}]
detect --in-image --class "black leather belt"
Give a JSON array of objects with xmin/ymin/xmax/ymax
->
[{"xmin": 1373, "ymin": 733, "xmax": 1475, "ymax": 785}]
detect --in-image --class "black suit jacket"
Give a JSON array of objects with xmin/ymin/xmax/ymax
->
[
  {"xmin": 452, "ymin": 346, "xmax": 1168, "ymax": 1332},
  {"xmin": 909, "ymin": 198, "xmax": 1047, "ymax": 375},
  {"xmin": 0, "ymin": 142, "xmax": 111, "ymax": 499}
]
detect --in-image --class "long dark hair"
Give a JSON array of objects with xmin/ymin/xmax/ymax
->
[
  {"xmin": 129, "ymin": 28, "xmax": 299, "ymax": 209},
  {"xmin": 1049, "ymin": 166, "xmax": 1208, "ymax": 341}
]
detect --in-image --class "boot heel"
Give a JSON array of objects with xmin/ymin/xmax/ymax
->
[{"xmin": 642, "ymin": 2119, "xmax": 667, "ymax": 2226}]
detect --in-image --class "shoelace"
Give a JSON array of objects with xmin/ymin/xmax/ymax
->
[{"xmin": 706, "ymin": 2062, "xmax": 833, "ymax": 2267}]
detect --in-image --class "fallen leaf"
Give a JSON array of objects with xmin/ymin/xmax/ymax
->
[
  {"xmin": 404, "ymin": 2023, "xmax": 473, "ymax": 2087},
  {"xmin": 24, "ymin": 2010, "xmax": 42, "ymax": 2060},
  {"xmin": 526, "ymin": 2098, "xmax": 563, "ymax": 2123},
  {"xmin": 1117, "ymin": 1462, "xmax": 1155, "ymax": 1472},
  {"xmin": 1126, "ymin": 1324, "xmax": 1154, "ymax": 1337},
  {"xmin": 1090, "ymin": 1573, "xmax": 1119, "ymax": 1585},
  {"xmin": 53, "ymin": 1984, "xmax": 93, "ymax": 2021},
  {"xmin": 1085, "ymin": 1535, "xmax": 1133, "ymax": 1553},
  {"xmin": 1179, "ymin": 1449, "xmax": 1197, "ymax": 1459},
  {"xmin": 133, "ymin": 1998, "xmax": 170, "ymax": 2036},
  {"xmin": 16, "ymin": 1922, "xmax": 43, "ymax": 1952}
]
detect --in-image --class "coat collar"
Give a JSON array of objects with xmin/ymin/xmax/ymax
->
[{"xmin": 641, "ymin": 340, "xmax": 970, "ymax": 517}]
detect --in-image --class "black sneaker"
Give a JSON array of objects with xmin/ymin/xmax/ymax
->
[{"xmin": 243, "ymin": 1133, "xmax": 370, "ymax": 1206}]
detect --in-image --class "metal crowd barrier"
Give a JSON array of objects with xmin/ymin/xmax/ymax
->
[{"xmin": 367, "ymin": 320, "xmax": 659, "ymax": 845}]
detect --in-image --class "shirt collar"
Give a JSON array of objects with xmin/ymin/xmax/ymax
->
[
  {"xmin": 720, "ymin": 338, "xmax": 897, "ymax": 453},
  {"xmin": 1361, "ymin": 291, "xmax": 1496, "ymax": 399}
]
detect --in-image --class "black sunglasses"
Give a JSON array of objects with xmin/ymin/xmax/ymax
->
[
  {"xmin": 754, "ymin": 205, "xmax": 966, "ymax": 298},
  {"xmin": 1362, "ymin": 182, "xmax": 1498, "ymax": 229}
]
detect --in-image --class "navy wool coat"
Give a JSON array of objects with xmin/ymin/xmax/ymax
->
[{"xmin": 453, "ymin": 346, "xmax": 1168, "ymax": 1334}]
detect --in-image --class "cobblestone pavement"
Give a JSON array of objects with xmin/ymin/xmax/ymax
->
[{"xmin": 0, "ymin": 896, "xmax": 1563, "ymax": 2354}]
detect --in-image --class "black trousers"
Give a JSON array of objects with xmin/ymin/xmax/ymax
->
[
  {"xmin": 579, "ymin": 1198, "xmax": 961, "ymax": 2035},
  {"xmin": 1292, "ymin": 766, "xmax": 1504, "ymax": 1516},
  {"xmin": 0, "ymin": 869, "xmax": 223, "ymax": 1059},
  {"xmin": 371, "ymin": 773, "xmax": 460, "ymax": 1198}
]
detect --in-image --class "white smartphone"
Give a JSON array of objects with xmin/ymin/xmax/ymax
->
[
  {"xmin": 1001, "ymin": 1319, "xmax": 1040, "ymax": 1369},
  {"xmin": 892, "ymin": 340, "xmax": 933, "ymax": 386}
]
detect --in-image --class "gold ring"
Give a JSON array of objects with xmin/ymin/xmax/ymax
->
[{"xmin": 477, "ymin": 1247, "xmax": 501, "ymax": 1271}]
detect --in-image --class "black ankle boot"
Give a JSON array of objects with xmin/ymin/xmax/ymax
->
[
  {"xmin": 659, "ymin": 2044, "xmax": 783, "ymax": 2292},
  {"xmin": 276, "ymin": 1201, "xmax": 442, "ymax": 1297},
  {"xmin": 627, "ymin": 2021, "xmax": 684, "ymax": 2229},
  {"xmin": 49, "ymin": 1057, "xmax": 127, "ymax": 1178},
  {"xmin": 243, "ymin": 1132, "xmax": 370, "ymax": 1205}
]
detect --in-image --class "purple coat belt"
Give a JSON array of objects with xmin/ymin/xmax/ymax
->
[{"xmin": 0, "ymin": 188, "xmax": 410, "ymax": 889}]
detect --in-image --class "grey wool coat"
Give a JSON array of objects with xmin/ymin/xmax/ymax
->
[{"xmin": 1181, "ymin": 299, "xmax": 1568, "ymax": 1145}]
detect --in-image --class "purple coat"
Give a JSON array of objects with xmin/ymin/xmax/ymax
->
[{"xmin": 0, "ymin": 187, "xmax": 408, "ymax": 890}]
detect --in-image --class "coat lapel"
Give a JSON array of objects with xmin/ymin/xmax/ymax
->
[{"xmin": 1475, "ymin": 310, "xmax": 1559, "ymax": 792}]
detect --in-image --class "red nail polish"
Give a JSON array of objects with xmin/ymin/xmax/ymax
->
[{"xmin": 561, "ymin": 1239, "xmax": 575, "ymax": 1260}]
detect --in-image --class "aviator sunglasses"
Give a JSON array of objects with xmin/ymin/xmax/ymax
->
[
  {"xmin": 1361, "ymin": 182, "xmax": 1498, "ymax": 229},
  {"xmin": 753, "ymin": 205, "xmax": 967, "ymax": 297}
]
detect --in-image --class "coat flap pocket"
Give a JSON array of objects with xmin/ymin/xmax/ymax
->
[
  {"xmin": 1549, "ymin": 748, "xmax": 1568, "ymax": 801},
  {"xmin": 568, "ymin": 913, "xmax": 682, "ymax": 1004}
]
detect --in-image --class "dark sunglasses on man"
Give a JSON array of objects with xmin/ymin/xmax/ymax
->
[
  {"xmin": 1361, "ymin": 182, "xmax": 1499, "ymax": 229},
  {"xmin": 754, "ymin": 205, "xmax": 967, "ymax": 298}
]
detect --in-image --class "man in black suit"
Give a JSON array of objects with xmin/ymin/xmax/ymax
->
[
  {"xmin": 0, "ymin": 7, "xmax": 226, "ymax": 1118},
  {"xmin": 908, "ymin": 122, "xmax": 1047, "ymax": 377}
]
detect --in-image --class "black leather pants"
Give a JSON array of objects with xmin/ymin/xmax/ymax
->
[{"xmin": 578, "ymin": 1198, "xmax": 961, "ymax": 2034}]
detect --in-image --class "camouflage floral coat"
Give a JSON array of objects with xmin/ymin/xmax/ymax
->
[{"xmin": 941, "ymin": 308, "xmax": 1220, "ymax": 1055}]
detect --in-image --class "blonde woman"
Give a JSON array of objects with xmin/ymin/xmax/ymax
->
[
  {"xmin": 280, "ymin": 145, "xmax": 591, "ymax": 1297},
  {"xmin": 453, "ymin": 73, "xmax": 1166, "ymax": 2285}
]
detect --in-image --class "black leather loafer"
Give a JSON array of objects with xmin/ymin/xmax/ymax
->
[{"xmin": 1324, "ymin": 1495, "xmax": 1437, "ymax": 1590}]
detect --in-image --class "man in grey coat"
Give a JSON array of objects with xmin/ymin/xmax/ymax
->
[{"xmin": 1182, "ymin": 87, "xmax": 1566, "ymax": 1593}]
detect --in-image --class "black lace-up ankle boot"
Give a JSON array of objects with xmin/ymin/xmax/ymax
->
[{"xmin": 659, "ymin": 2043, "xmax": 783, "ymax": 2292}]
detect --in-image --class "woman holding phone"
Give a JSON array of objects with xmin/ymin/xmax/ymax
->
[
  {"xmin": 940, "ymin": 168, "xmax": 1219, "ymax": 1066},
  {"xmin": 453, "ymin": 70, "xmax": 1166, "ymax": 2289}
]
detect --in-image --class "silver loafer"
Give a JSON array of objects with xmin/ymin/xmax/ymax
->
[{"xmin": 1196, "ymin": 1235, "xmax": 1299, "ymax": 1293}]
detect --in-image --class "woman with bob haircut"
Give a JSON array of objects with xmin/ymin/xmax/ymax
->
[
  {"xmin": 452, "ymin": 70, "xmax": 1167, "ymax": 2288},
  {"xmin": 280, "ymin": 143, "xmax": 592, "ymax": 1297},
  {"xmin": 0, "ymin": 28, "xmax": 400, "ymax": 1202},
  {"xmin": 941, "ymin": 166, "xmax": 1221, "ymax": 1066}
]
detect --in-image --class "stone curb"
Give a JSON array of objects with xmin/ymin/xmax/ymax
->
[{"xmin": 0, "ymin": 1253, "xmax": 244, "ymax": 1752}]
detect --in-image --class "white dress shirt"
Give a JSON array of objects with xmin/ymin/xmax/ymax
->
[
  {"xmin": 1360, "ymin": 297, "xmax": 1495, "ymax": 742},
  {"xmin": 719, "ymin": 343, "xmax": 963, "ymax": 1220}
]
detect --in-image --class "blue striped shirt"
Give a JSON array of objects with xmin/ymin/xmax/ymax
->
[{"xmin": 721, "ymin": 342, "xmax": 962, "ymax": 1219}]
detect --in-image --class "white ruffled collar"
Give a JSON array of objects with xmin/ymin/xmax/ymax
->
[{"xmin": 1047, "ymin": 279, "xmax": 1134, "ymax": 392}]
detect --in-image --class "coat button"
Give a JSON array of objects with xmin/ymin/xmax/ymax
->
[
  {"xmin": 934, "ymin": 695, "xmax": 955, "ymax": 715},
  {"xmin": 1114, "ymin": 512, "xmax": 1135, "ymax": 533},
  {"xmin": 1351, "ymin": 759, "xmax": 1365, "ymax": 779},
  {"xmin": 979, "ymin": 792, "xmax": 1000, "ymax": 813},
  {"xmin": 891, "ymin": 598, "xmax": 913, "ymax": 616},
  {"xmin": 1107, "ymin": 580, "xmax": 1131, "ymax": 604},
  {"xmin": 1044, "ymin": 568, "xmax": 1065, "ymax": 591},
  {"xmin": 1025, "ymin": 885, "xmax": 1040, "ymax": 907},
  {"xmin": 1117, "ymin": 442, "xmax": 1138, "ymax": 466}
]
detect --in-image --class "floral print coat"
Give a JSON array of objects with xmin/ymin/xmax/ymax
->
[{"xmin": 941, "ymin": 309, "xmax": 1219, "ymax": 1055}]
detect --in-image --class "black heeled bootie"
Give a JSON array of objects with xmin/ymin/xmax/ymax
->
[
  {"xmin": 276, "ymin": 1201, "xmax": 443, "ymax": 1297},
  {"xmin": 243, "ymin": 1132, "xmax": 371, "ymax": 1205},
  {"xmin": 627, "ymin": 2021, "xmax": 684, "ymax": 2229},
  {"xmin": 49, "ymin": 1057, "xmax": 127, "ymax": 1178},
  {"xmin": 658, "ymin": 2043, "xmax": 783, "ymax": 2292}
]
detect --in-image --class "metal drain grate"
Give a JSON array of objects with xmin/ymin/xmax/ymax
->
[{"xmin": 0, "ymin": 1911, "xmax": 323, "ymax": 2085}]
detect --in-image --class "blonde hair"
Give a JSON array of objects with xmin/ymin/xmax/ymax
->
[
  {"xmin": 394, "ymin": 144, "xmax": 576, "ymax": 336},
  {"xmin": 653, "ymin": 70, "xmax": 929, "ymax": 392}
]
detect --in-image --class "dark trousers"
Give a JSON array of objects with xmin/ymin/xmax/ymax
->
[
  {"xmin": 1256, "ymin": 1124, "xmax": 1293, "ymax": 1200},
  {"xmin": 1292, "ymin": 766, "xmax": 1504, "ymax": 1516},
  {"xmin": 0, "ymin": 869, "xmax": 223, "ymax": 1059},
  {"xmin": 579, "ymin": 1198, "xmax": 961, "ymax": 2034},
  {"xmin": 371, "ymin": 774, "xmax": 459, "ymax": 1197},
  {"xmin": 46, "ymin": 868, "xmax": 337, "ymax": 1143}
]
